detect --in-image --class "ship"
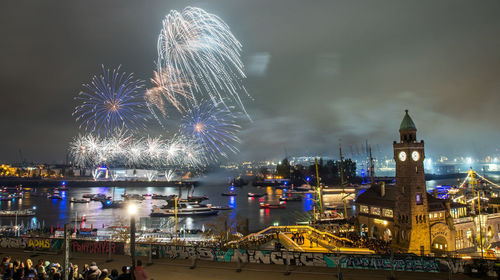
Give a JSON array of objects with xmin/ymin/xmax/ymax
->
[
  {"xmin": 0, "ymin": 209, "xmax": 35, "ymax": 217},
  {"xmin": 150, "ymin": 202, "xmax": 218, "ymax": 217}
]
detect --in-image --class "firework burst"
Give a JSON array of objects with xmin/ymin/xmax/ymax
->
[
  {"xmin": 69, "ymin": 132, "xmax": 203, "ymax": 169},
  {"xmin": 145, "ymin": 68, "xmax": 192, "ymax": 117},
  {"xmin": 181, "ymin": 101, "xmax": 241, "ymax": 161},
  {"xmin": 156, "ymin": 7, "xmax": 250, "ymax": 116},
  {"xmin": 73, "ymin": 65, "xmax": 148, "ymax": 135}
]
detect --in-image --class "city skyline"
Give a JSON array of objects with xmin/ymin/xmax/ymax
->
[{"xmin": 1, "ymin": 0, "xmax": 500, "ymax": 163}]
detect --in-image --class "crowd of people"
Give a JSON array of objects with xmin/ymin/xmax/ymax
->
[
  {"xmin": 343, "ymin": 232, "xmax": 392, "ymax": 254},
  {"xmin": 0, "ymin": 257, "xmax": 149, "ymax": 280}
]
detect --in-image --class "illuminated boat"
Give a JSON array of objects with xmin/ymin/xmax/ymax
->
[
  {"xmin": 150, "ymin": 202, "xmax": 218, "ymax": 217},
  {"xmin": 0, "ymin": 209, "xmax": 35, "ymax": 217},
  {"xmin": 210, "ymin": 206, "xmax": 233, "ymax": 210},
  {"xmin": 221, "ymin": 192, "xmax": 237, "ymax": 196},
  {"xmin": 259, "ymin": 202, "xmax": 286, "ymax": 209},
  {"xmin": 279, "ymin": 196, "xmax": 302, "ymax": 202},
  {"xmin": 100, "ymin": 199, "xmax": 125, "ymax": 209},
  {"xmin": 248, "ymin": 192, "xmax": 265, "ymax": 198},
  {"xmin": 70, "ymin": 198, "xmax": 89, "ymax": 203}
]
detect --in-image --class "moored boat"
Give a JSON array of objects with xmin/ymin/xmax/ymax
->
[
  {"xmin": 210, "ymin": 206, "xmax": 233, "ymax": 210},
  {"xmin": 70, "ymin": 198, "xmax": 89, "ymax": 203},
  {"xmin": 260, "ymin": 202, "xmax": 286, "ymax": 209},
  {"xmin": 150, "ymin": 202, "xmax": 218, "ymax": 217},
  {"xmin": 101, "ymin": 199, "xmax": 125, "ymax": 209},
  {"xmin": 0, "ymin": 209, "xmax": 35, "ymax": 217},
  {"xmin": 279, "ymin": 196, "xmax": 302, "ymax": 202},
  {"xmin": 248, "ymin": 192, "xmax": 265, "ymax": 198},
  {"xmin": 221, "ymin": 192, "xmax": 237, "ymax": 196}
]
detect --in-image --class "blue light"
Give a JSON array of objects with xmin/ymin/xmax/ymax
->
[
  {"xmin": 230, "ymin": 186, "xmax": 235, "ymax": 191},
  {"xmin": 306, "ymin": 177, "xmax": 311, "ymax": 182},
  {"xmin": 229, "ymin": 196, "xmax": 236, "ymax": 209},
  {"xmin": 62, "ymin": 181, "xmax": 66, "ymax": 186},
  {"xmin": 33, "ymin": 206, "xmax": 37, "ymax": 210},
  {"xmin": 106, "ymin": 200, "xmax": 112, "ymax": 205},
  {"xmin": 284, "ymin": 181, "xmax": 288, "ymax": 185}
]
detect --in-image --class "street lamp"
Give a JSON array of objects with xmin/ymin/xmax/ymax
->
[{"xmin": 127, "ymin": 203, "xmax": 137, "ymax": 279}]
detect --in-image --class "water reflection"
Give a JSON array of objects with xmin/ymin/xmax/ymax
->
[{"xmin": 303, "ymin": 193, "xmax": 313, "ymax": 212}]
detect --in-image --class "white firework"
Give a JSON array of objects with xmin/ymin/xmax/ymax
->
[{"xmin": 156, "ymin": 6, "xmax": 250, "ymax": 117}]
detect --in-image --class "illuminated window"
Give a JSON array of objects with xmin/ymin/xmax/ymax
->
[
  {"xmin": 439, "ymin": 212, "xmax": 442, "ymax": 218},
  {"xmin": 371, "ymin": 207, "xmax": 381, "ymax": 216},
  {"xmin": 383, "ymin": 209, "xmax": 393, "ymax": 218},
  {"xmin": 434, "ymin": 213, "xmax": 437, "ymax": 218},
  {"xmin": 360, "ymin": 205, "xmax": 369, "ymax": 214},
  {"xmin": 429, "ymin": 213, "xmax": 432, "ymax": 219},
  {"xmin": 416, "ymin": 193, "xmax": 422, "ymax": 205}
]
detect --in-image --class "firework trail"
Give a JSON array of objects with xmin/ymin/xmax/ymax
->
[
  {"xmin": 181, "ymin": 101, "xmax": 241, "ymax": 161},
  {"xmin": 73, "ymin": 65, "xmax": 148, "ymax": 135},
  {"xmin": 156, "ymin": 7, "xmax": 250, "ymax": 117},
  {"xmin": 145, "ymin": 68, "xmax": 192, "ymax": 117}
]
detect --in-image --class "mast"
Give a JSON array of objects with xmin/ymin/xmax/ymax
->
[
  {"xmin": 339, "ymin": 139, "xmax": 347, "ymax": 219},
  {"xmin": 315, "ymin": 158, "xmax": 323, "ymax": 217},
  {"xmin": 339, "ymin": 140, "xmax": 345, "ymax": 186},
  {"xmin": 369, "ymin": 145, "xmax": 375, "ymax": 184}
]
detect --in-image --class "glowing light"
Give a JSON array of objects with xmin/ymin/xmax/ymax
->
[{"xmin": 127, "ymin": 203, "xmax": 138, "ymax": 215}]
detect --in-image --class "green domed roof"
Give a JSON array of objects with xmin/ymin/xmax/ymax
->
[{"xmin": 399, "ymin": 110, "xmax": 417, "ymax": 131}]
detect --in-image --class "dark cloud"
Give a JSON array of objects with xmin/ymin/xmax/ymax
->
[{"xmin": 1, "ymin": 0, "xmax": 500, "ymax": 163}]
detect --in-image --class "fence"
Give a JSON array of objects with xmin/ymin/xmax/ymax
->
[{"xmin": 0, "ymin": 236, "xmax": 498, "ymax": 275}]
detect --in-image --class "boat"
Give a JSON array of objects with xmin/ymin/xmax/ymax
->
[
  {"xmin": 248, "ymin": 192, "xmax": 265, "ymax": 198},
  {"xmin": 150, "ymin": 202, "xmax": 218, "ymax": 217},
  {"xmin": 82, "ymin": 193, "xmax": 94, "ymax": 198},
  {"xmin": 279, "ymin": 196, "xmax": 302, "ymax": 202},
  {"xmin": 142, "ymin": 193, "xmax": 153, "ymax": 197},
  {"xmin": 187, "ymin": 195, "xmax": 209, "ymax": 203},
  {"xmin": 91, "ymin": 194, "xmax": 108, "ymax": 201},
  {"xmin": 48, "ymin": 192, "xmax": 62, "ymax": 200},
  {"xmin": 100, "ymin": 199, "xmax": 125, "ymax": 209},
  {"xmin": 0, "ymin": 209, "xmax": 35, "ymax": 217},
  {"xmin": 151, "ymin": 194, "xmax": 172, "ymax": 199},
  {"xmin": 70, "ymin": 198, "xmax": 89, "ymax": 203},
  {"xmin": 210, "ymin": 206, "xmax": 233, "ymax": 210},
  {"xmin": 260, "ymin": 202, "xmax": 286, "ymax": 209},
  {"xmin": 221, "ymin": 192, "xmax": 237, "ymax": 196},
  {"xmin": 122, "ymin": 194, "xmax": 145, "ymax": 201}
]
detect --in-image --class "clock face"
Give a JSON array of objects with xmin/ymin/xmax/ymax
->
[
  {"xmin": 398, "ymin": 151, "xmax": 407, "ymax": 161},
  {"xmin": 412, "ymin": 151, "xmax": 420, "ymax": 161}
]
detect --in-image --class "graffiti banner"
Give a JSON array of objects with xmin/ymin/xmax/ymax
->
[{"xmin": 71, "ymin": 240, "xmax": 124, "ymax": 255}]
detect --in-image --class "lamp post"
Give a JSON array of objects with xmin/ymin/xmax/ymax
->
[{"xmin": 127, "ymin": 203, "xmax": 137, "ymax": 280}]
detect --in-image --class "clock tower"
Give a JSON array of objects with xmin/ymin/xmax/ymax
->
[{"xmin": 393, "ymin": 110, "xmax": 430, "ymax": 255}]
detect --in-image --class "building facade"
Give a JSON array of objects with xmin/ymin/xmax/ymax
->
[{"xmin": 356, "ymin": 110, "xmax": 500, "ymax": 255}]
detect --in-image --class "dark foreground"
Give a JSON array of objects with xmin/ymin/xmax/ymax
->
[{"xmin": 0, "ymin": 248, "xmax": 480, "ymax": 280}]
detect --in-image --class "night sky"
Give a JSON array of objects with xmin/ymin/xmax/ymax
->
[{"xmin": 1, "ymin": 0, "xmax": 500, "ymax": 163}]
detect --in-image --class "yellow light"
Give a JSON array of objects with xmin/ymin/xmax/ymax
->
[{"xmin": 374, "ymin": 219, "xmax": 388, "ymax": 225}]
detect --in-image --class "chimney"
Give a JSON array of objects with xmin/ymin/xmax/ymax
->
[{"xmin": 381, "ymin": 182, "xmax": 386, "ymax": 197}]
